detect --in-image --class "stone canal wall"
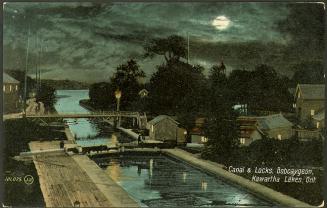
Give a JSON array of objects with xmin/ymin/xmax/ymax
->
[{"xmin": 163, "ymin": 148, "xmax": 313, "ymax": 208}]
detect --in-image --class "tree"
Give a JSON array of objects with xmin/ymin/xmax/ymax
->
[
  {"xmin": 111, "ymin": 59, "xmax": 145, "ymax": 110},
  {"xmin": 89, "ymin": 82, "xmax": 113, "ymax": 109},
  {"xmin": 148, "ymin": 60, "xmax": 206, "ymax": 116},
  {"xmin": 144, "ymin": 35, "xmax": 187, "ymax": 63},
  {"xmin": 201, "ymin": 64, "xmax": 239, "ymax": 163},
  {"xmin": 291, "ymin": 61, "xmax": 324, "ymax": 85}
]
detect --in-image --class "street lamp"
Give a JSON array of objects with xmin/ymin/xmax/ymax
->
[{"xmin": 114, "ymin": 89, "xmax": 122, "ymax": 127}]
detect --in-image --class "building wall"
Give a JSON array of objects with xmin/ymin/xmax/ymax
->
[
  {"xmin": 239, "ymin": 130, "xmax": 262, "ymax": 146},
  {"xmin": 3, "ymin": 83, "xmax": 20, "ymax": 114},
  {"xmin": 177, "ymin": 127, "xmax": 187, "ymax": 144},
  {"xmin": 149, "ymin": 118, "xmax": 178, "ymax": 141},
  {"xmin": 191, "ymin": 135, "xmax": 202, "ymax": 143},
  {"xmin": 265, "ymin": 127, "xmax": 293, "ymax": 140},
  {"xmin": 312, "ymin": 119, "xmax": 325, "ymax": 129},
  {"xmin": 296, "ymin": 98, "xmax": 324, "ymax": 122}
]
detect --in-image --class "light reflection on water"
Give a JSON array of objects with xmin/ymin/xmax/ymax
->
[
  {"xmin": 54, "ymin": 90, "xmax": 132, "ymax": 146},
  {"xmin": 94, "ymin": 155, "xmax": 273, "ymax": 207}
]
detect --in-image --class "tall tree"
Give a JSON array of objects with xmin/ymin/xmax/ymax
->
[
  {"xmin": 111, "ymin": 59, "xmax": 145, "ymax": 110},
  {"xmin": 202, "ymin": 64, "xmax": 238, "ymax": 163},
  {"xmin": 144, "ymin": 35, "xmax": 187, "ymax": 63}
]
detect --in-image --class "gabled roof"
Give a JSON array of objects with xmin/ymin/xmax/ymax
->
[
  {"xmin": 295, "ymin": 84, "xmax": 325, "ymax": 100},
  {"xmin": 313, "ymin": 110, "xmax": 324, "ymax": 121},
  {"xmin": 148, "ymin": 115, "xmax": 179, "ymax": 126},
  {"xmin": 256, "ymin": 114, "xmax": 293, "ymax": 130},
  {"xmin": 3, "ymin": 73, "xmax": 19, "ymax": 84}
]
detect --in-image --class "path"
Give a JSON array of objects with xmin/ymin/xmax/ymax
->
[{"xmin": 29, "ymin": 141, "xmax": 139, "ymax": 207}]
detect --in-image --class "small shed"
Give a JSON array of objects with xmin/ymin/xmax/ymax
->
[{"xmin": 147, "ymin": 115, "xmax": 179, "ymax": 142}]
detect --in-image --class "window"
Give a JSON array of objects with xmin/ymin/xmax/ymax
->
[
  {"xmin": 311, "ymin": 109, "xmax": 315, "ymax": 116},
  {"xmin": 201, "ymin": 136, "xmax": 208, "ymax": 143},
  {"xmin": 151, "ymin": 125, "xmax": 154, "ymax": 133},
  {"xmin": 9, "ymin": 85, "xmax": 12, "ymax": 92},
  {"xmin": 293, "ymin": 103, "xmax": 296, "ymax": 108},
  {"xmin": 15, "ymin": 85, "xmax": 18, "ymax": 91},
  {"xmin": 277, "ymin": 134, "xmax": 282, "ymax": 140},
  {"xmin": 3, "ymin": 85, "xmax": 5, "ymax": 92},
  {"xmin": 240, "ymin": 138, "xmax": 246, "ymax": 144},
  {"xmin": 317, "ymin": 122, "xmax": 320, "ymax": 129}
]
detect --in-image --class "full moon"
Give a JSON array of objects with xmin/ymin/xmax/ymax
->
[{"xmin": 212, "ymin": 16, "xmax": 231, "ymax": 30}]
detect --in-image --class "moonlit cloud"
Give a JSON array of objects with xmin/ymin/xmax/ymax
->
[
  {"xmin": 212, "ymin": 16, "xmax": 231, "ymax": 30},
  {"xmin": 3, "ymin": 2, "xmax": 324, "ymax": 82}
]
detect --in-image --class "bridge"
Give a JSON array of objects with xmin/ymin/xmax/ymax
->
[
  {"xmin": 25, "ymin": 111, "xmax": 147, "ymax": 129},
  {"xmin": 26, "ymin": 111, "xmax": 140, "ymax": 119}
]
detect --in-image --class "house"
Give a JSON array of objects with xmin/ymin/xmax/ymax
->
[
  {"xmin": 256, "ymin": 114, "xmax": 294, "ymax": 140},
  {"xmin": 312, "ymin": 110, "xmax": 324, "ymax": 129},
  {"xmin": 138, "ymin": 89, "xmax": 149, "ymax": 98},
  {"xmin": 294, "ymin": 84, "xmax": 325, "ymax": 122},
  {"xmin": 236, "ymin": 117, "xmax": 263, "ymax": 146},
  {"xmin": 189, "ymin": 117, "xmax": 208, "ymax": 144},
  {"xmin": 3, "ymin": 73, "xmax": 20, "ymax": 113},
  {"xmin": 147, "ymin": 115, "xmax": 180, "ymax": 143},
  {"xmin": 237, "ymin": 114, "xmax": 293, "ymax": 146}
]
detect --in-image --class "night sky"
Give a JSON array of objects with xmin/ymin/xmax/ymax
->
[{"xmin": 3, "ymin": 2, "xmax": 325, "ymax": 82}]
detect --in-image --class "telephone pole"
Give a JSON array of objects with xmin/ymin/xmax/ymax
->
[{"xmin": 23, "ymin": 24, "xmax": 30, "ymax": 117}]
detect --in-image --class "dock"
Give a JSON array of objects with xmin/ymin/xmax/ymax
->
[{"xmin": 29, "ymin": 141, "xmax": 139, "ymax": 207}]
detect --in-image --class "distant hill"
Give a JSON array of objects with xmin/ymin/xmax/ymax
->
[{"xmin": 41, "ymin": 79, "xmax": 90, "ymax": 90}]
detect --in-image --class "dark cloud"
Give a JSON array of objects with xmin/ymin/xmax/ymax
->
[{"xmin": 3, "ymin": 2, "xmax": 324, "ymax": 82}]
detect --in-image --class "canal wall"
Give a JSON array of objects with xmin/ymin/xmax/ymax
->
[
  {"xmin": 163, "ymin": 148, "xmax": 314, "ymax": 208},
  {"xmin": 29, "ymin": 141, "xmax": 139, "ymax": 207}
]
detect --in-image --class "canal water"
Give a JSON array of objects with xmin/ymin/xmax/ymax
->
[
  {"xmin": 54, "ymin": 90, "xmax": 132, "ymax": 146},
  {"xmin": 54, "ymin": 90, "xmax": 273, "ymax": 207}
]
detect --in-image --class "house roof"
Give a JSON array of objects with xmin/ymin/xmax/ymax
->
[
  {"xmin": 256, "ymin": 114, "xmax": 293, "ymax": 130},
  {"xmin": 148, "ymin": 115, "xmax": 179, "ymax": 126},
  {"xmin": 138, "ymin": 88, "xmax": 149, "ymax": 95},
  {"xmin": 313, "ymin": 110, "xmax": 324, "ymax": 121},
  {"xmin": 295, "ymin": 84, "xmax": 325, "ymax": 100},
  {"xmin": 3, "ymin": 73, "xmax": 19, "ymax": 84}
]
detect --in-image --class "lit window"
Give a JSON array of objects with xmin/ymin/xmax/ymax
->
[
  {"xmin": 15, "ymin": 85, "xmax": 18, "ymax": 91},
  {"xmin": 201, "ymin": 136, "xmax": 208, "ymax": 143},
  {"xmin": 317, "ymin": 122, "xmax": 320, "ymax": 129},
  {"xmin": 277, "ymin": 134, "xmax": 282, "ymax": 140},
  {"xmin": 311, "ymin": 110, "xmax": 315, "ymax": 116},
  {"xmin": 9, "ymin": 85, "xmax": 12, "ymax": 92},
  {"xmin": 3, "ymin": 85, "xmax": 5, "ymax": 92},
  {"xmin": 240, "ymin": 138, "xmax": 246, "ymax": 144},
  {"xmin": 293, "ymin": 103, "xmax": 296, "ymax": 108},
  {"xmin": 151, "ymin": 125, "xmax": 154, "ymax": 133}
]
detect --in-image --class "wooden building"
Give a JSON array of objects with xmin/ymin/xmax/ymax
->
[
  {"xmin": 3, "ymin": 73, "xmax": 20, "ymax": 113},
  {"xmin": 236, "ymin": 117, "xmax": 263, "ymax": 146},
  {"xmin": 256, "ymin": 114, "xmax": 294, "ymax": 140},
  {"xmin": 312, "ymin": 110, "xmax": 324, "ymax": 129},
  {"xmin": 237, "ymin": 114, "xmax": 293, "ymax": 146},
  {"xmin": 294, "ymin": 84, "xmax": 325, "ymax": 123},
  {"xmin": 147, "ymin": 115, "xmax": 183, "ymax": 143}
]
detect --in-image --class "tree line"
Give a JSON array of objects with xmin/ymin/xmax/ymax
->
[{"xmin": 88, "ymin": 35, "xmax": 323, "ymax": 160}]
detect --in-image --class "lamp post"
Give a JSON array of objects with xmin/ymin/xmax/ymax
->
[{"xmin": 115, "ymin": 89, "xmax": 122, "ymax": 127}]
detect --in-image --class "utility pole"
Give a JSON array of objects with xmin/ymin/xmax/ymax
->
[
  {"xmin": 187, "ymin": 32, "xmax": 190, "ymax": 64},
  {"xmin": 35, "ymin": 33, "xmax": 38, "ymax": 92},
  {"xmin": 38, "ymin": 39, "xmax": 43, "ymax": 91},
  {"xmin": 23, "ymin": 24, "xmax": 30, "ymax": 117}
]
